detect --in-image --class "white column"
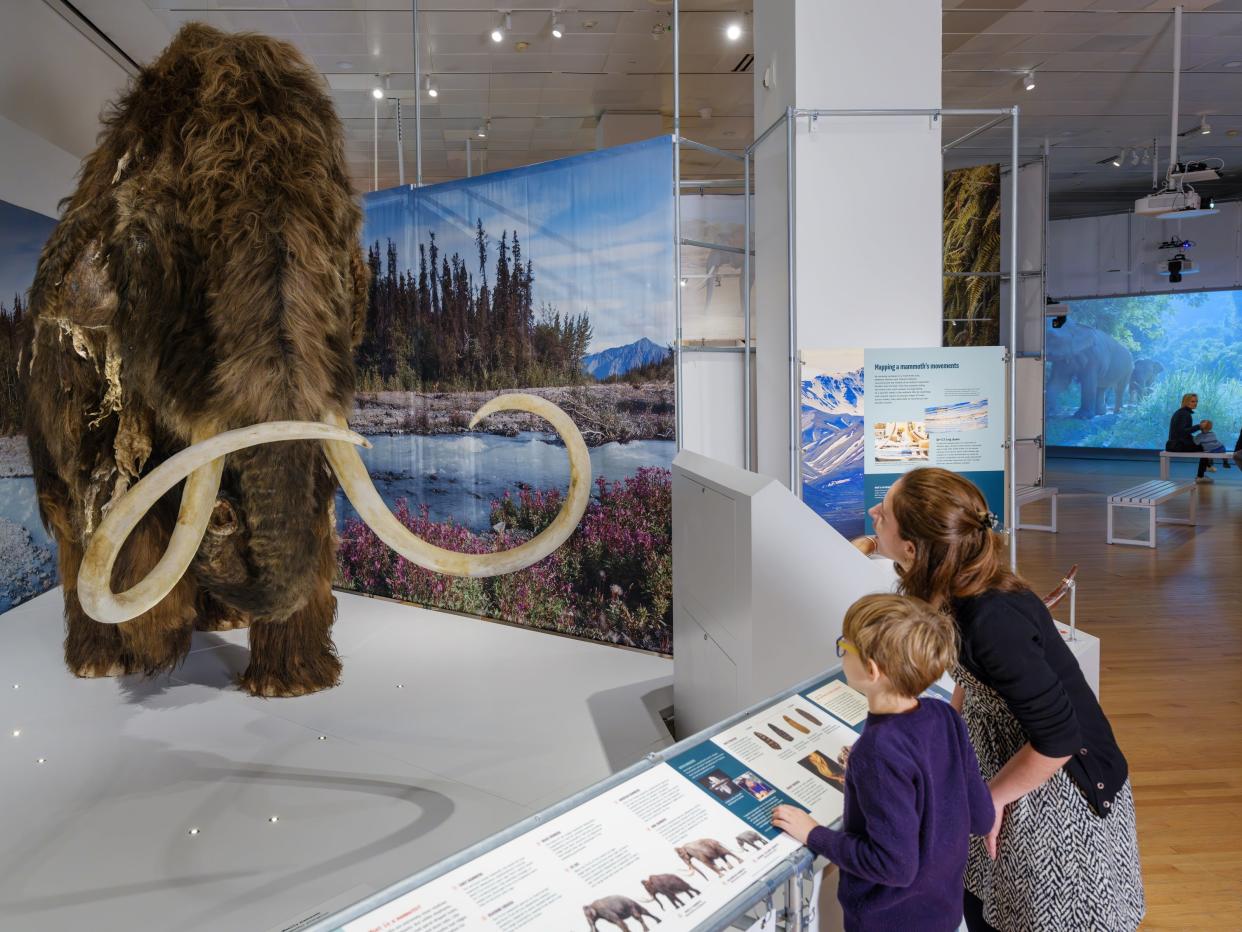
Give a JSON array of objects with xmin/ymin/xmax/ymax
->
[{"xmin": 752, "ymin": 0, "xmax": 943, "ymax": 487}]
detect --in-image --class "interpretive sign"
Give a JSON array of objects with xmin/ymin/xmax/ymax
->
[
  {"xmin": 342, "ymin": 673, "xmax": 870, "ymax": 932},
  {"xmin": 800, "ymin": 346, "xmax": 1008, "ymax": 539}
]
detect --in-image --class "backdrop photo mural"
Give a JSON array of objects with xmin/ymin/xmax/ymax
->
[
  {"xmin": 942, "ymin": 164, "xmax": 1001, "ymax": 348},
  {"xmin": 1047, "ymin": 289, "xmax": 1242, "ymax": 450},
  {"xmin": 339, "ymin": 137, "xmax": 677, "ymax": 653},
  {"xmin": 0, "ymin": 199, "xmax": 58, "ymax": 613}
]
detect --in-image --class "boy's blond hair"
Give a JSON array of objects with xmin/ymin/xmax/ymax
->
[
  {"xmin": 842, "ymin": 594, "xmax": 958, "ymax": 698},
  {"xmin": 1201, "ymin": 418, "xmax": 1213, "ymax": 430}
]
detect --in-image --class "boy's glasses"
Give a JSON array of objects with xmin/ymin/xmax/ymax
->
[{"xmin": 835, "ymin": 636, "xmax": 858, "ymax": 658}]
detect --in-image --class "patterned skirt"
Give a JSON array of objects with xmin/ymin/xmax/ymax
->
[{"xmin": 954, "ymin": 664, "xmax": 1145, "ymax": 932}]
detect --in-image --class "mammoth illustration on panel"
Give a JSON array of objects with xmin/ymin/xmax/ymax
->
[{"xmin": 22, "ymin": 25, "xmax": 589, "ymax": 697}]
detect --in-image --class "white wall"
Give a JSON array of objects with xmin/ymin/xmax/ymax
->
[
  {"xmin": 0, "ymin": 0, "xmax": 135, "ymax": 217},
  {"xmin": 1049, "ymin": 203, "xmax": 1242, "ymax": 299},
  {"xmin": 752, "ymin": 0, "xmax": 942, "ymax": 487}
]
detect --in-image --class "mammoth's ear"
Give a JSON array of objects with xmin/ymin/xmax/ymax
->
[{"xmin": 348, "ymin": 244, "xmax": 369, "ymax": 349}]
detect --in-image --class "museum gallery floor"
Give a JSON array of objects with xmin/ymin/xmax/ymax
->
[{"xmin": 0, "ymin": 590, "xmax": 672, "ymax": 932}]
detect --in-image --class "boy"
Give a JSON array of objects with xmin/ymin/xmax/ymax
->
[
  {"xmin": 772, "ymin": 594, "xmax": 993, "ymax": 932},
  {"xmin": 1197, "ymin": 419, "xmax": 1232, "ymax": 470}
]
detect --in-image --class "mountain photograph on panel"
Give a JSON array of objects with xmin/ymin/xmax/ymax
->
[
  {"xmin": 800, "ymin": 349, "xmax": 865, "ymax": 540},
  {"xmin": 340, "ymin": 138, "xmax": 677, "ymax": 653},
  {"xmin": 0, "ymin": 199, "xmax": 59, "ymax": 613}
]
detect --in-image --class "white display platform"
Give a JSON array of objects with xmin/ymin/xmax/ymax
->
[{"xmin": 0, "ymin": 589, "xmax": 672, "ymax": 932}]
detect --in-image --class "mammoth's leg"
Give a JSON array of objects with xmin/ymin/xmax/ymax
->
[
  {"xmin": 239, "ymin": 522, "xmax": 340, "ymax": 698},
  {"xmin": 62, "ymin": 533, "xmax": 127, "ymax": 678},
  {"xmin": 195, "ymin": 591, "xmax": 251, "ymax": 632},
  {"xmin": 112, "ymin": 505, "xmax": 198, "ymax": 674}
]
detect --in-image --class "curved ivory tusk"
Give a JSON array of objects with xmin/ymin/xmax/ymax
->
[
  {"xmin": 325, "ymin": 393, "xmax": 592, "ymax": 577},
  {"xmin": 78, "ymin": 421, "xmax": 370, "ymax": 624}
]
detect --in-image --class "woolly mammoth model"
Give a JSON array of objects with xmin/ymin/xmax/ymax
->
[
  {"xmin": 1045, "ymin": 320, "xmax": 1134, "ymax": 419},
  {"xmin": 674, "ymin": 838, "xmax": 741, "ymax": 879},
  {"xmin": 22, "ymin": 25, "xmax": 589, "ymax": 697}
]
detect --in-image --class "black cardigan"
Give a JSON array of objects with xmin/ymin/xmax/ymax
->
[
  {"xmin": 952, "ymin": 588, "xmax": 1128, "ymax": 818},
  {"xmin": 1166, "ymin": 406, "xmax": 1200, "ymax": 448}
]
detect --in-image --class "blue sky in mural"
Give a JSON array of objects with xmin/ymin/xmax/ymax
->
[
  {"xmin": 362, "ymin": 137, "xmax": 676, "ymax": 355},
  {"xmin": 0, "ymin": 200, "xmax": 56, "ymax": 307}
]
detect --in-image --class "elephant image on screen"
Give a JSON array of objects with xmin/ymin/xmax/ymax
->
[
  {"xmin": 1045, "ymin": 290, "xmax": 1242, "ymax": 449},
  {"xmin": 1045, "ymin": 319, "xmax": 1134, "ymax": 419}
]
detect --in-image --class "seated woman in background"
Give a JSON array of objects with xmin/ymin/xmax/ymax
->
[
  {"xmin": 1234, "ymin": 427, "xmax": 1242, "ymax": 471},
  {"xmin": 1165, "ymin": 392, "xmax": 1210, "ymax": 482}
]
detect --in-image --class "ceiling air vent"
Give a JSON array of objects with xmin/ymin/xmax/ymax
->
[{"xmin": 732, "ymin": 53, "xmax": 754, "ymax": 73}]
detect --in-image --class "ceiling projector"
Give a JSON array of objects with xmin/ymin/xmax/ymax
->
[
  {"xmin": 1135, "ymin": 188, "xmax": 1217, "ymax": 219},
  {"xmin": 1158, "ymin": 253, "xmax": 1197, "ymax": 282}
]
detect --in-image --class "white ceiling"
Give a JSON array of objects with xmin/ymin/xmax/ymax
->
[{"xmin": 55, "ymin": 1, "xmax": 1242, "ymax": 217}]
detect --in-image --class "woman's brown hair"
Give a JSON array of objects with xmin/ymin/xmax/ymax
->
[{"xmin": 889, "ymin": 467, "xmax": 1027, "ymax": 607}]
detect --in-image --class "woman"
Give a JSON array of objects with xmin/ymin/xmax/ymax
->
[
  {"xmin": 868, "ymin": 468, "xmax": 1143, "ymax": 932},
  {"xmin": 1166, "ymin": 392, "xmax": 1210, "ymax": 482}
]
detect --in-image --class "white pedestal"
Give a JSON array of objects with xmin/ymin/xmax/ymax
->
[{"xmin": 672, "ymin": 450, "xmax": 897, "ymax": 737}]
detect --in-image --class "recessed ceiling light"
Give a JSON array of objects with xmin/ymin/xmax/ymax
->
[
  {"xmin": 36, "ymin": 758, "xmax": 46, "ymax": 764},
  {"xmin": 268, "ymin": 816, "xmax": 280, "ymax": 823},
  {"xmin": 11, "ymin": 729, "xmax": 19, "ymax": 737},
  {"xmin": 583, "ymin": 20, "xmax": 598, "ymax": 29},
  {"xmin": 188, "ymin": 827, "xmax": 200, "ymax": 835},
  {"xmin": 515, "ymin": 41, "xmax": 530, "ymax": 52},
  {"xmin": 337, "ymin": 61, "xmax": 353, "ymax": 70},
  {"xmin": 726, "ymin": 23, "xmax": 743, "ymax": 41}
]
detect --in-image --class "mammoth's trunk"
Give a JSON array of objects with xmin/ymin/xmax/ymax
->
[{"xmin": 202, "ymin": 440, "xmax": 332, "ymax": 618}]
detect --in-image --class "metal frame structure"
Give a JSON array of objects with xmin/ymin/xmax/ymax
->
[
  {"xmin": 305, "ymin": 659, "xmax": 843, "ymax": 931},
  {"xmin": 745, "ymin": 105, "xmax": 1023, "ymax": 570}
]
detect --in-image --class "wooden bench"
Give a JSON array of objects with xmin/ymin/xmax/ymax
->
[
  {"xmin": 1106, "ymin": 480, "xmax": 1197, "ymax": 548},
  {"xmin": 1016, "ymin": 484, "xmax": 1059, "ymax": 533}
]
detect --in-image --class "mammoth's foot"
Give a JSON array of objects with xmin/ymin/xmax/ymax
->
[
  {"xmin": 195, "ymin": 595, "xmax": 251, "ymax": 632},
  {"xmin": 237, "ymin": 657, "xmax": 341, "ymax": 698},
  {"xmin": 239, "ymin": 598, "xmax": 341, "ymax": 698},
  {"xmin": 65, "ymin": 612, "xmax": 127, "ymax": 678}
]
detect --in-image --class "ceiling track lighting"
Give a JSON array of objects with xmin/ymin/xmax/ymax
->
[
  {"xmin": 1023, "ymin": 70, "xmax": 1036, "ymax": 92},
  {"xmin": 551, "ymin": 14, "xmax": 563, "ymax": 39},
  {"xmin": 1111, "ymin": 149, "xmax": 1125, "ymax": 167},
  {"xmin": 726, "ymin": 22, "xmax": 743, "ymax": 41},
  {"xmin": 424, "ymin": 75, "xmax": 437, "ymax": 98},
  {"xmin": 1199, "ymin": 115, "xmax": 1211, "ymax": 135}
]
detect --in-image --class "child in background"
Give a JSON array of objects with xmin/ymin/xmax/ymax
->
[
  {"xmin": 1197, "ymin": 419, "xmax": 1232, "ymax": 470},
  {"xmin": 772, "ymin": 594, "xmax": 993, "ymax": 932}
]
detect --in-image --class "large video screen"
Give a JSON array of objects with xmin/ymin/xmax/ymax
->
[{"xmin": 1046, "ymin": 289, "xmax": 1242, "ymax": 450}]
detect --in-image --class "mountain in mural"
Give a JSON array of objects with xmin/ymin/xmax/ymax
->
[
  {"xmin": 800, "ymin": 368, "xmax": 865, "ymax": 539},
  {"xmin": 582, "ymin": 337, "xmax": 670, "ymax": 380}
]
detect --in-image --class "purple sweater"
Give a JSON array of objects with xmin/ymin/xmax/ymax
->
[{"xmin": 806, "ymin": 699, "xmax": 993, "ymax": 932}]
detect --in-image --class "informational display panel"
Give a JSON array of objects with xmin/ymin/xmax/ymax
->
[
  {"xmin": 342, "ymin": 671, "xmax": 880, "ymax": 932},
  {"xmin": 800, "ymin": 346, "xmax": 1007, "ymax": 539}
]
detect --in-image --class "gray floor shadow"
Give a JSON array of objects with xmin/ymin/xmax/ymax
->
[{"xmin": 586, "ymin": 675, "xmax": 674, "ymax": 773}]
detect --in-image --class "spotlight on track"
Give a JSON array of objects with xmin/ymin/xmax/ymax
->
[
  {"xmin": 1023, "ymin": 70, "xmax": 1036, "ymax": 92},
  {"xmin": 1111, "ymin": 149, "xmax": 1125, "ymax": 167},
  {"xmin": 491, "ymin": 12, "xmax": 510, "ymax": 43},
  {"xmin": 424, "ymin": 75, "xmax": 437, "ymax": 98},
  {"xmin": 551, "ymin": 16, "xmax": 563, "ymax": 39},
  {"xmin": 372, "ymin": 87, "xmax": 384, "ymax": 100},
  {"xmin": 1200, "ymin": 115, "xmax": 1211, "ymax": 135},
  {"xmin": 726, "ymin": 22, "xmax": 743, "ymax": 41}
]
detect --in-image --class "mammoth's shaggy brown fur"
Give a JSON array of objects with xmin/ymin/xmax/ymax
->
[{"xmin": 23, "ymin": 24, "xmax": 368, "ymax": 696}]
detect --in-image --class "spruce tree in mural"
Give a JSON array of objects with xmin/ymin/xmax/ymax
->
[
  {"xmin": 0, "ymin": 296, "xmax": 26, "ymax": 436},
  {"xmin": 335, "ymin": 193, "xmax": 675, "ymax": 651},
  {"xmin": 943, "ymin": 165, "xmax": 1001, "ymax": 347}
]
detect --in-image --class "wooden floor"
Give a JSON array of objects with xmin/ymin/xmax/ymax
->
[{"xmin": 1015, "ymin": 456, "xmax": 1242, "ymax": 931}]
